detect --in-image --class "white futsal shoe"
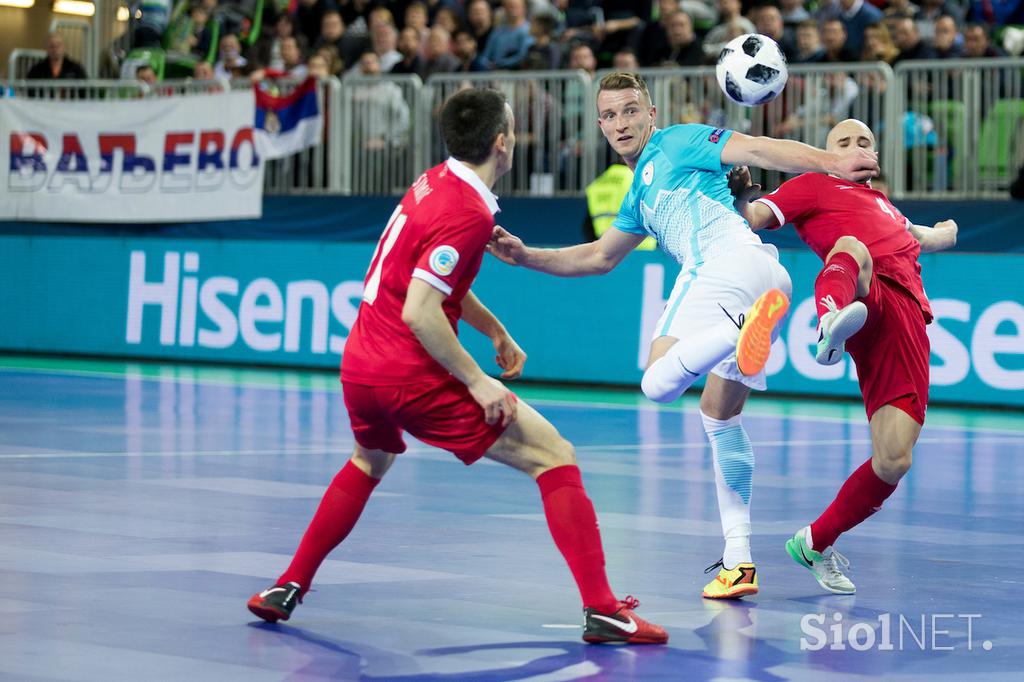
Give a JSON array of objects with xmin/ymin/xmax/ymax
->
[{"xmin": 815, "ymin": 296, "xmax": 868, "ymax": 366}]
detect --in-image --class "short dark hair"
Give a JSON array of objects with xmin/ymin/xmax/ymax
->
[
  {"xmin": 531, "ymin": 13, "xmax": 557, "ymax": 35},
  {"xmin": 440, "ymin": 88, "xmax": 509, "ymax": 164}
]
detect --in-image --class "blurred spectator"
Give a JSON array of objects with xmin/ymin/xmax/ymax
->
[
  {"xmin": 136, "ymin": 64, "xmax": 158, "ymax": 85},
  {"xmin": 296, "ymin": 0, "xmax": 332, "ymax": 47},
  {"xmin": 339, "ymin": 0, "xmax": 373, "ymax": 36},
  {"xmin": 466, "ymin": 0, "xmax": 495, "ymax": 54},
  {"xmin": 524, "ymin": 13, "xmax": 563, "ymax": 69},
  {"xmin": 307, "ymin": 54, "xmax": 330, "ymax": 78},
  {"xmin": 558, "ymin": 0, "xmax": 604, "ymax": 45},
  {"xmin": 214, "ymin": 34, "xmax": 248, "ymax": 80},
  {"xmin": 754, "ymin": 5, "xmax": 797, "ymax": 60},
  {"xmin": 422, "ymin": 27, "xmax": 460, "ymax": 77},
  {"xmin": 969, "ymin": 0, "xmax": 1024, "ymax": 26},
  {"xmin": 639, "ymin": 0, "xmax": 679, "ymax": 66},
  {"xmin": 862, "ymin": 21, "xmax": 901, "ymax": 63},
  {"xmin": 567, "ymin": 41, "xmax": 597, "ymax": 75},
  {"xmin": 931, "ymin": 15, "xmax": 963, "ymax": 58},
  {"xmin": 352, "ymin": 51, "xmax": 412, "ymax": 151},
  {"xmin": 482, "ymin": 0, "xmax": 535, "ymax": 69},
  {"xmin": 435, "ymin": 7, "xmax": 463, "ymax": 35},
  {"xmin": 27, "ymin": 32, "xmax": 88, "ymax": 80},
  {"xmin": 703, "ymin": 0, "xmax": 756, "ymax": 59},
  {"xmin": 254, "ymin": 15, "xmax": 307, "ymax": 72},
  {"xmin": 279, "ymin": 36, "xmax": 309, "ymax": 78},
  {"xmin": 893, "ymin": 16, "xmax": 938, "ymax": 61},
  {"xmin": 391, "ymin": 27, "xmax": 426, "ymax": 74},
  {"xmin": 612, "ymin": 47, "xmax": 640, "ymax": 70},
  {"xmin": 963, "ymin": 22, "xmax": 1007, "ymax": 57},
  {"xmin": 775, "ymin": 71, "xmax": 859, "ymax": 145},
  {"xmin": 165, "ymin": 3, "xmax": 213, "ymax": 58},
  {"xmin": 916, "ymin": 0, "xmax": 964, "ymax": 41},
  {"xmin": 780, "ymin": 0, "xmax": 811, "ymax": 30},
  {"xmin": 794, "ymin": 20, "xmax": 826, "ymax": 62},
  {"xmin": 361, "ymin": 22, "xmax": 402, "ymax": 73},
  {"xmin": 1011, "ymin": 162, "xmax": 1024, "ymax": 199},
  {"xmin": 662, "ymin": 11, "xmax": 705, "ymax": 66},
  {"xmin": 883, "ymin": 0, "xmax": 920, "ymax": 24},
  {"xmin": 315, "ymin": 45, "xmax": 344, "ymax": 77},
  {"xmin": 132, "ymin": 0, "xmax": 172, "ymax": 48},
  {"xmin": 822, "ymin": 19, "xmax": 860, "ymax": 61},
  {"xmin": 838, "ymin": 0, "xmax": 884, "ymax": 55},
  {"xmin": 596, "ymin": 0, "xmax": 648, "ymax": 58},
  {"xmin": 316, "ymin": 10, "xmax": 368, "ymax": 69},
  {"xmin": 404, "ymin": 1, "xmax": 431, "ymax": 53},
  {"xmin": 454, "ymin": 29, "xmax": 491, "ymax": 71},
  {"xmin": 193, "ymin": 60, "xmax": 215, "ymax": 80}
]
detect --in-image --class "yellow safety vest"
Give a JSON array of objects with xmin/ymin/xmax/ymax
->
[{"xmin": 586, "ymin": 164, "xmax": 656, "ymax": 250}]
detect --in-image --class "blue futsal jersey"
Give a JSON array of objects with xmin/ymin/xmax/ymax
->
[{"xmin": 612, "ymin": 124, "xmax": 764, "ymax": 270}]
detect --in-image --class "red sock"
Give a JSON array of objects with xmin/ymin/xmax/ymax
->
[
  {"xmin": 810, "ymin": 458, "xmax": 897, "ymax": 551},
  {"xmin": 536, "ymin": 465, "xmax": 618, "ymax": 613},
  {"xmin": 278, "ymin": 460, "xmax": 379, "ymax": 591},
  {"xmin": 814, "ymin": 251, "xmax": 860, "ymax": 323}
]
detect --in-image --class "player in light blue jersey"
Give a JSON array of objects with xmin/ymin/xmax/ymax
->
[{"xmin": 488, "ymin": 72, "xmax": 879, "ymax": 599}]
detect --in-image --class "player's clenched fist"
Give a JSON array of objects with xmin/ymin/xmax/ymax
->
[
  {"xmin": 486, "ymin": 226, "xmax": 528, "ymax": 265},
  {"xmin": 468, "ymin": 375, "xmax": 518, "ymax": 426}
]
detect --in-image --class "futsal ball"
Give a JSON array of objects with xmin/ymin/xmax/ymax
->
[{"xmin": 716, "ymin": 33, "xmax": 789, "ymax": 107}]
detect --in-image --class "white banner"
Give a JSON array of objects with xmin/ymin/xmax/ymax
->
[{"xmin": 0, "ymin": 90, "xmax": 263, "ymax": 222}]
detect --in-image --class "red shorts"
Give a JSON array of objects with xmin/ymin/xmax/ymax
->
[
  {"xmin": 846, "ymin": 274, "xmax": 930, "ymax": 425},
  {"xmin": 341, "ymin": 376, "xmax": 509, "ymax": 464}
]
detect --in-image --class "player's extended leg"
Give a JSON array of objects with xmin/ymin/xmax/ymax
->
[
  {"xmin": 247, "ymin": 445, "xmax": 396, "ymax": 622},
  {"xmin": 485, "ymin": 400, "xmax": 668, "ymax": 645},
  {"xmin": 816, "ymin": 236, "xmax": 872, "ymax": 366},
  {"xmin": 786, "ymin": 405, "xmax": 920, "ymax": 594},
  {"xmin": 698, "ymin": 375, "xmax": 760, "ymax": 600}
]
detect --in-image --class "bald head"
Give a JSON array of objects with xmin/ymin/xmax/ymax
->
[{"xmin": 827, "ymin": 119, "xmax": 876, "ymax": 157}]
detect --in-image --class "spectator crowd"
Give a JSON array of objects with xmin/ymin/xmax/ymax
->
[{"xmin": 22, "ymin": 0, "xmax": 1024, "ymax": 84}]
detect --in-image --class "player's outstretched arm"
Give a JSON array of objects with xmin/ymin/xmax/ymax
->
[
  {"xmin": 486, "ymin": 225, "xmax": 646, "ymax": 277},
  {"xmin": 721, "ymin": 132, "xmax": 879, "ymax": 183},
  {"xmin": 402, "ymin": 280, "xmax": 518, "ymax": 426},
  {"xmin": 909, "ymin": 219, "xmax": 958, "ymax": 253},
  {"xmin": 727, "ymin": 166, "xmax": 779, "ymax": 231},
  {"xmin": 462, "ymin": 291, "xmax": 527, "ymax": 380}
]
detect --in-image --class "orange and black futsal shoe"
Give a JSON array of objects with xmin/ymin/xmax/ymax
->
[
  {"xmin": 702, "ymin": 558, "xmax": 759, "ymax": 599},
  {"xmin": 736, "ymin": 288, "xmax": 790, "ymax": 376},
  {"xmin": 247, "ymin": 581, "xmax": 303, "ymax": 622},
  {"xmin": 582, "ymin": 596, "xmax": 669, "ymax": 644}
]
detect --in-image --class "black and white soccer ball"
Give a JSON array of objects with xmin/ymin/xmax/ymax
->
[{"xmin": 716, "ymin": 33, "xmax": 789, "ymax": 107}]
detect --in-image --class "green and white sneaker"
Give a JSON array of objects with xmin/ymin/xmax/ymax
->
[
  {"xmin": 816, "ymin": 296, "xmax": 867, "ymax": 366},
  {"xmin": 785, "ymin": 526, "xmax": 856, "ymax": 595}
]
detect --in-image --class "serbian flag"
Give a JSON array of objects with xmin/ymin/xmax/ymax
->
[{"xmin": 254, "ymin": 76, "xmax": 322, "ymax": 160}]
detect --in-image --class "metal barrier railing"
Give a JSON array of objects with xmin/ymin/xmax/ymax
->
[
  {"xmin": 340, "ymin": 73, "xmax": 422, "ymax": 196},
  {"xmin": 423, "ymin": 71, "xmax": 599, "ymax": 197},
  {"xmin": 3, "ymin": 61, "xmax": 1021, "ymax": 200},
  {"xmin": 893, "ymin": 58, "xmax": 1024, "ymax": 198},
  {"xmin": 6, "ymin": 49, "xmax": 46, "ymax": 81}
]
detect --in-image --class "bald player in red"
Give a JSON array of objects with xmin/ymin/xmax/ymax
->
[{"xmin": 732, "ymin": 119, "xmax": 958, "ymax": 594}]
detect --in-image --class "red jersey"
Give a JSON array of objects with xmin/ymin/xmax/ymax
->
[
  {"xmin": 341, "ymin": 158, "xmax": 499, "ymax": 385},
  {"xmin": 755, "ymin": 173, "xmax": 932, "ymax": 323}
]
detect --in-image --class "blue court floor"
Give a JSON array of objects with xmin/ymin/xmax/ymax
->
[{"xmin": 1, "ymin": 355, "xmax": 1022, "ymax": 681}]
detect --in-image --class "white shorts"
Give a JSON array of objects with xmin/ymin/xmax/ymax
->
[{"xmin": 653, "ymin": 244, "xmax": 792, "ymax": 391}]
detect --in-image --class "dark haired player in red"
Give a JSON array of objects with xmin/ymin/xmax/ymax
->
[
  {"xmin": 733, "ymin": 119, "xmax": 957, "ymax": 594},
  {"xmin": 246, "ymin": 88, "xmax": 668, "ymax": 645}
]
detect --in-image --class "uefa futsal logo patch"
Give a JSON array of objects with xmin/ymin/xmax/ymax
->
[
  {"xmin": 429, "ymin": 245, "xmax": 459, "ymax": 277},
  {"xmin": 709, "ymin": 128, "xmax": 726, "ymax": 143},
  {"xmin": 642, "ymin": 161, "xmax": 654, "ymax": 185}
]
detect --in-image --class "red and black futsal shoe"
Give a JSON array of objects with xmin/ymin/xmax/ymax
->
[
  {"xmin": 582, "ymin": 596, "xmax": 669, "ymax": 644},
  {"xmin": 247, "ymin": 581, "xmax": 303, "ymax": 622}
]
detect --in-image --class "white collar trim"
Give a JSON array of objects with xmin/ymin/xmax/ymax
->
[{"xmin": 445, "ymin": 157, "xmax": 500, "ymax": 215}]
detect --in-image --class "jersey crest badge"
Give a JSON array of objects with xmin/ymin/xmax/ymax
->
[
  {"xmin": 429, "ymin": 245, "xmax": 459, "ymax": 276},
  {"xmin": 642, "ymin": 161, "xmax": 655, "ymax": 185}
]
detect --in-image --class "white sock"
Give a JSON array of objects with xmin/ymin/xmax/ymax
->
[
  {"xmin": 641, "ymin": 321, "xmax": 740, "ymax": 403},
  {"xmin": 702, "ymin": 410, "xmax": 754, "ymax": 568}
]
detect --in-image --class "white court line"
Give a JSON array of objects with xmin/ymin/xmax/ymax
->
[
  {"xmin": 0, "ymin": 435, "xmax": 1021, "ymax": 460},
  {"xmin": 3, "ymin": 364, "xmax": 1024, "ymax": 434}
]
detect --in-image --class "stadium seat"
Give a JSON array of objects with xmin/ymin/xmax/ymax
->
[
  {"xmin": 929, "ymin": 100, "xmax": 966, "ymax": 189},
  {"xmin": 120, "ymin": 47, "xmax": 166, "ymax": 80},
  {"xmin": 978, "ymin": 99, "xmax": 1024, "ymax": 188}
]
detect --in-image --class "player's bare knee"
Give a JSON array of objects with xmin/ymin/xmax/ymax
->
[
  {"xmin": 536, "ymin": 437, "xmax": 576, "ymax": 472},
  {"xmin": 875, "ymin": 449, "xmax": 912, "ymax": 481},
  {"xmin": 351, "ymin": 447, "xmax": 395, "ymax": 479}
]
